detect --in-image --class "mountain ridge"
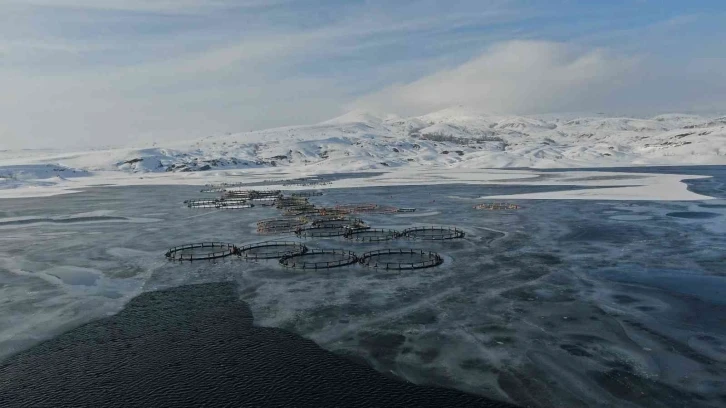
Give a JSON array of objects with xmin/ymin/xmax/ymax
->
[{"xmin": 1, "ymin": 108, "xmax": 724, "ymax": 182}]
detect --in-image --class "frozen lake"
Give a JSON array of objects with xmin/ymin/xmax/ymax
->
[{"xmin": 1, "ymin": 168, "xmax": 725, "ymax": 407}]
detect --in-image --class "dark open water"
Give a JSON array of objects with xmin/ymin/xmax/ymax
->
[{"xmin": 0, "ymin": 282, "xmax": 514, "ymax": 408}]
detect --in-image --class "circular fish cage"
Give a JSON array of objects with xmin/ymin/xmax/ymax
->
[
  {"xmin": 165, "ymin": 242, "xmax": 238, "ymax": 261},
  {"xmin": 185, "ymin": 199, "xmax": 219, "ymax": 207},
  {"xmin": 344, "ymin": 228, "xmax": 400, "ymax": 242},
  {"xmin": 283, "ymin": 205, "xmax": 319, "ymax": 216},
  {"xmin": 238, "ymin": 241, "xmax": 307, "ymax": 260},
  {"xmin": 310, "ymin": 216, "xmax": 366, "ymax": 229},
  {"xmin": 281, "ymin": 177, "xmax": 332, "ymax": 187},
  {"xmin": 308, "ymin": 208, "xmax": 349, "ymax": 217},
  {"xmin": 249, "ymin": 197, "xmax": 277, "ymax": 203},
  {"xmin": 200, "ymin": 187, "xmax": 226, "ymax": 193},
  {"xmin": 256, "ymin": 217, "xmax": 308, "ymax": 234},
  {"xmin": 334, "ymin": 204, "xmax": 399, "ymax": 215},
  {"xmin": 367, "ymin": 205, "xmax": 400, "ymax": 215},
  {"xmin": 474, "ymin": 202, "xmax": 521, "ymax": 210},
  {"xmin": 402, "ymin": 226, "xmax": 465, "ymax": 240},
  {"xmin": 187, "ymin": 202, "xmax": 220, "ymax": 209},
  {"xmin": 225, "ymin": 190, "xmax": 281, "ymax": 199},
  {"xmin": 223, "ymin": 191, "xmax": 253, "ymax": 199},
  {"xmin": 291, "ymin": 191, "xmax": 323, "ymax": 197},
  {"xmin": 204, "ymin": 182, "xmax": 247, "ymax": 189},
  {"xmin": 334, "ymin": 203, "xmax": 377, "ymax": 214},
  {"xmin": 359, "ymin": 249, "xmax": 443, "ymax": 270},
  {"xmin": 279, "ymin": 249, "xmax": 358, "ymax": 269},
  {"xmin": 216, "ymin": 202, "xmax": 254, "ymax": 210},
  {"xmin": 295, "ymin": 224, "xmax": 354, "ymax": 238},
  {"xmin": 219, "ymin": 198, "xmax": 249, "ymax": 205},
  {"xmin": 276, "ymin": 197, "xmax": 309, "ymax": 209}
]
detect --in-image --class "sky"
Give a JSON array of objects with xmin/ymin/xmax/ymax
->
[{"xmin": 1, "ymin": 0, "xmax": 725, "ymax": 149}]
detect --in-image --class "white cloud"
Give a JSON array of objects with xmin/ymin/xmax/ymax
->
[{"xmin": 351, "ymin": 40, "xmax": 642, "ymax": 116}]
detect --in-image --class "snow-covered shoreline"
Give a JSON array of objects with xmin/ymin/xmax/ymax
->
[
  {"xmin": 0, "ymin": 165, "xmax": 713, "ymax": 201},
  {"xmin": 2, "ymin": 107, "xmax": 723, "ymax": 201}
]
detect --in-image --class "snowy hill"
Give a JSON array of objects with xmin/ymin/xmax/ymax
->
[{"xmin": 1, "ymin": 107, "xmax": 725, "ymax": 190}]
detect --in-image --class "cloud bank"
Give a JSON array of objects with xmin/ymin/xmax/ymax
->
[
  {"xmin": 1, "ymin": 1, "xmax": 725, "ymax": 149},
  {"xmin": 352, "ymin": 41, "xmax": 642, "ymax": 116}
]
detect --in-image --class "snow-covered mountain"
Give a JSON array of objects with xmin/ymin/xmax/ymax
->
[{"xmin": 2, "ymin": 107, "xmax": 725, "ymax": 184}]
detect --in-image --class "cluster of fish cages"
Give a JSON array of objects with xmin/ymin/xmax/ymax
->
[
  {"xmin": 256, "ymin": 217, "xmax": 309, "ymax": 234},
  {"xmin": 172, "ymin": 184, "xmax": 458, "ymax": 271},
  {"xmin": 401, "ymin": 226, "xmax": 466, "ymax": 240},
  {"xmin": 474, "ymin": 202, "xmax": 521, "ymax": 210},
  {"xmin": 358, "ymin": 249, "xmax": 443, "ymax": 270},
  {"xmin": 279, "ymin": 249, "xmax": 358, "ymax": 269},
  {"xmin": 237, "ymin": 241, "xmax": 307, "ymax": 260},
  {"xmin": 185, "ymin": 188, "xmax": 283, "ymax": 210},
  {"xmin": 165, "ymin": 242, "xmax": 238, "ymax": 261},
  {"xmin": 343, "ymin": 228, "xmax": 400, "ymax": 242}
]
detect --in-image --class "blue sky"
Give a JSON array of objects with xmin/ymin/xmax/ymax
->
[{"xmin": 1, "ymin": 0, "xmax": 725, "ymax": 149}]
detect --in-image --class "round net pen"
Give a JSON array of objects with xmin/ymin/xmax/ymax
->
[
  {"xmin": 279, "ymin": 249, "xmax": 358, "ymax": 270},
  {"xmin": 200, "ymin": 187, "xmax": 226, "ymax": 193},
  {"xmin": 205, "ymin": 182, "xmax": 247, "ymax": 189},
  {"xmin": 223, "ymin": 190, "xmax": 253, "ymax": 199},
  {"xmin": 344, "ymin": 228, "xmax": 400, "ymax": 242},
  {"xmin": 257, "ymin": 217, "xmax": 308, "ymax": 234},
  {"xmin": 224, "ymin": 190, "xmax": 281, "ymax": 200},
  {"xmin": 333, "ymin": 203, "xmax": 399, "ymax": 215},
  {"xmin": 334, "ymin": 203, "xmax": 377, "ymax": 214},
  {"xmin": 402, "ymin": 226, "xmax": 465, "ymax": 240},
  {"xmin": 276, "ymin": 197, "xmax": 309, "ymax": 209},
  {"xmin": 474, "ymin": 202, "xmax": 521, "ymax": 210},
  {"xmin": 165, "ymin": 242, "xmax": 238, "ymax": 261},
  {"xmin": 295, "ymin": 224, "xmax": 355, "ymax": 238},
  {"xmin": 282, "ymin": 177, "xmax": 332, "ymax": 187},
  {"xmin": 249, "ymin": 197, "xmax": 277, "ymax": 203},
  {"xmin": 367, "ymin": 205, "xmax": 400, "ymax": 215},
  {"xmin": 238, "ymin": 241, "xmax": 307, "ymax": 260},
  {"xmin": 253, "ymin": 190, "xmax": 282, "ymax": 198},
  {"xmin": 310, "ymin": 216, "xmax": 366, "ymax": 229},
  {"xmin": 300, "ymin": 208, "xmax": 350, "ymax": 218},
  {"xmin": 291, "ymin": 191, "xmax": 323, "ymax": 197},
  {"xmin": 283, "ymin": 205, "xmax": 319, "ymax": 216},
  {"xmin": 359, "ymin": 249, "xmax": 443, "ymax": 270},
  {"xmin": 187, "ymin": 202, "xmax": 220, "ymax": 209},
  {"xmin": 219, "ymin": 198, "xmax": 249, "ymax": 205},
  {"xmin": 185, "ymin": 199, "xmax": 220, "ymax": 207},
  {"xmin": 216, "ymin": 202, "xmax": 254, "ymax": 209}
]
